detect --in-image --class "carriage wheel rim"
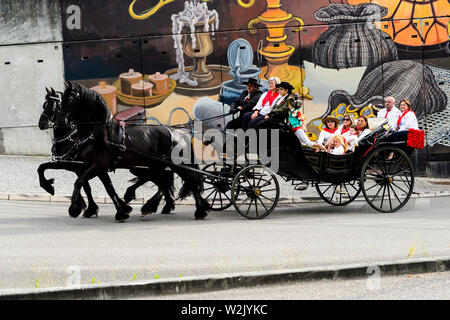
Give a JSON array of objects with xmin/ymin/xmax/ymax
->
[
  {"xmin": 315, "ymin": 179, "xmax": 362, "ymax": 206},
  {"xmin": 231, "ymin": 165, "xmax": 280, "ymax": 220},
  {"xmin": 361, "ymin": 146, "xmax": 414, "ymax": 213},
  {"xmin": 202, "ymin": 163, "xmax": 239, "ymax": 211}
]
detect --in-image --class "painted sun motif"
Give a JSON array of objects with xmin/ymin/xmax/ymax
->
[{"xmin": 345, "ymin": 0, "xmax": 450, "ymax": 46}]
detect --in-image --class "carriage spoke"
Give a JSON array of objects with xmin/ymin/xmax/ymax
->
[
  {"xmin": 245, "ymin": 198, "xmax": 254, "ymax": 217},
  {"xmin": 343, "ymin": 183, "xmax": 352, "ymax": 201},
  {"xmin": 205, "ymin": 189, "xmax": 216, "ymax": 200},
  {"xmin": 259, "ymin": 194, "xmax": 275, "ymax": 203},
  {"xmin": 380, "ymin": 184, "xmax": 387, "ymax": 210},
  {"xmin": 257, "ymin": 197, "xmax": 269, "ymax": 212},
  {"xmin": 391, "ymin": 181, "xmax": 409, "ymax": 195},
  {"xmin": 260, "ymin": 188, "xmax": 277, "ymax": 193},
  {"xmin": 371, "ymin": 183, "xmax": 384, "ymax": 203},
  {"xmin": 211, "ymin": 191, "xmax": 218, "ymax": 207},
  {"xmin": 388, "ymin": 183, "xmax": 402, "ymax": 205},
  {"xmin": 255, "ymin": 198, "xmax": 259, "ymax": 217},
  {"xmin": 387, "ymin": 182, "xmax": 393, "ymax": 211},
  {"xmin": 367, "ymin": 165, "xmax": 383, "ymax": 176}
]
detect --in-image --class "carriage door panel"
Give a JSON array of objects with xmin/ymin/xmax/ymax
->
[{"xmin": 63, "ymin": 39, "xmax": 143, "ymax": 119}]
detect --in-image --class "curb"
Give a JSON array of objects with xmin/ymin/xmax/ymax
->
[
  {"xmin": 1, "ymin": 191, "xmax": 450, "ymax": 206},
  {"xmin": 1, "ymin": 256, "xmax": 450, "ymax": 300}
]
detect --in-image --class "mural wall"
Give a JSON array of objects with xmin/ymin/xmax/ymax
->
[{"xmin": 59, "ymin": 0, "xmax": 450, "ymax": 172}]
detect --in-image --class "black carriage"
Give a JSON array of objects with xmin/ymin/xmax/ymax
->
[{"xmin": 200, "ymin": 118, "xmax": 417, "ymax": 219}]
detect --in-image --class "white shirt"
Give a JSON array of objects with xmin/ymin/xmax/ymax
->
[
  {"xmin": 317, "ymin": 129, "xmax": 336, "ymax": 145},
  {"xmin": 330, "ymin": 145, "xmax": 345, "ymax": 155},
  {"xmin": 253, "ymin": 91, "xmax": 284, "ymax": 116},
  {"xmin": 377, "ymin": 107, "xmax": 402, "ymax": 131},
  {"xmin": 357, "ymin": 128, "xmax": 372, "ymax": 141},
  {"xmin": 397, "ymin": 111, "xmax": 419, "ymax": 131},
  {"xmin": 345, "ymin": 134, "xmax": 359, "ymax": 151}
]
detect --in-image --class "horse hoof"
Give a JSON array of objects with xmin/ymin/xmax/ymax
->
[
  {"xmin": 194, "ymin": 210, "xmax": 208, "ymax": 220},
  {"xmin": 161, "ymin": 205, "xmax": 175, "ymax": 215},
  {"xmin": 68, "ymin": 204, "xmax": 82, "ymax": 218},
  {"xmin": 83, "ymin": 206, "xmax": 99, "ymax": 218},
  {"xmin": 115, "ymin": 212, "xmax": 129, "ymax": 222}
]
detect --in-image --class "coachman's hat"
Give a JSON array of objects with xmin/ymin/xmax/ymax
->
[{"xmin": 242, "ymin": 78, "xmax": 262, "ymax": 87}]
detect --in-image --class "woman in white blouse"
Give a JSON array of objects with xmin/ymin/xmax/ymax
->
[
  {"xmin": 385, "ymin": 99, "xmax": 419, "ymax": 143},
  {"xmin": 356, "ymin": 115, "xmax": 372, "ymax": 141},
  {"xmin": 317, "ymin": 116, "xmax": 339, "ymax": 146}
]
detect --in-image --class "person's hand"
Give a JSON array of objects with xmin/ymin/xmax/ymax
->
[
  {"xmin": 251, "ymin": 111, "xmax": 259, "ymax": 120},
  {"xmin": 264, "ymin": 114, "xmax": 270, "ymax": 120}
]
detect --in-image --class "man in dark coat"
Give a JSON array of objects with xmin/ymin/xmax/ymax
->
[{"xmin": 225, "ymin": 78, "xmax": 263, "ymax": 130}]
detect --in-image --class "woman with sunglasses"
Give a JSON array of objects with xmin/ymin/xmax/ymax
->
[{"xmin": 336, "ymin": 115, "xmax": 355, "ymax": 137}]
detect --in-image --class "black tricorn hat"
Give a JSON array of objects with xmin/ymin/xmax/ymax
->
[
  {"xmin": 276, "ymin": 81, "xmax": 295, "ymax": 91},
  {"xmin": 242, "ymin": 78, "xmax": 262, "ymax": 87}
]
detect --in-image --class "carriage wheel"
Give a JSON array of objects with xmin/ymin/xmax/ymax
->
[
  {"xmin": 231, "ymin": 165, "xmax": 280, "ymax": 219},
  {"xmin": 202, "ymin": 163, "xmax": 241, "ymax": 211},
  {"xmin": 361, "ymin": 146, "xmax": 415, "ymax": 213},
  {"xmin": 315, "ymin": 179, "xmax": 362, "ymax": 206}
]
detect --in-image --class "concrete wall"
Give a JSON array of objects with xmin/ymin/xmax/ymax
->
[
  {"xmin": 0, "ymin": 0, "xmax": 63, "ymax": 155},
  {"xmin": 0, "ymin": 0, "xmax": 62, "ymax": 45}
]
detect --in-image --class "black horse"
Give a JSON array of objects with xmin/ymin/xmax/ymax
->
[
  {"xmin": 38, "ymin": 87, "xmax": 177, "ymax": 219},
  {"xmin": 54, "ymin": 81, "xmax": 209, "ymax": 222},
  {"xmin": 38, "ymin": 87, "xmax": 99, "ymax": 218}
]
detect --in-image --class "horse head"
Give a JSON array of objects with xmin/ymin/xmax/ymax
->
[
  {"xmin": 55, "ymin": 81, "xmax": 80, "ymax": 129},
  {"xmin": 39, "ymin": 87, "xmax": 62, "ymax": 130}
]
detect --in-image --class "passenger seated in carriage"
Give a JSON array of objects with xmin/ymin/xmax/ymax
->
[
  {"xmin": 317, "ymin": 116, "xmax": 339, "ymax": 146},
  {"xmin": 289, "ymin": 104, "xmax": 326, "ymax": 151},
  {"xmin": 327, "ymin": 134, "xmax": 348, "ymax": 155},
  {"xmin": 253, "ymin": 81, "xmax": 298, "ymax": 130},
  {"xmin": 356, "ymin": 115, "xmax": 372, "ymax": 139}
]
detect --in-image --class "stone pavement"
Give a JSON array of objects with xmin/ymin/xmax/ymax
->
[{"xmin": 0, "ymin": 155, "xmax": 449, "ymax": 204}]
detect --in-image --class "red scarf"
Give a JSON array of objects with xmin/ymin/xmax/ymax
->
[
  {"xmin": 357, "ymin": 126, "xmax": 366, "ymax": 133},
  {"xmin": 384, "ymin": 109, "xmax": 390, "ymax": 118},
  {"xmin": 340, "ymin": 127, "xmax": 350, "ymax": 135},
  {"xmin": 261, "ymin": 91, "xmax": 279, "ymax": 108},
  {"xmin": 323, "ymin": 128, "xmax": 337, "ymax": 134},
  {"xmin": 397, "ymin": 110, "xmax": 414, "ymax": 127}
]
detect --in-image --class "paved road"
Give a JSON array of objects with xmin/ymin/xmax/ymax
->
[
  {"xmin": 140, "ymin": 271, "xmax": 450, "ymax": 300},
  {"xmin": 1, "ymin": 197, "xmax": 450, "ymax": 292}
]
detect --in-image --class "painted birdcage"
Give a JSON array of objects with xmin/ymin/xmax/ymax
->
[{"xmin": 346, "ymin": 0, "xmax": 450, "ymax": 47}]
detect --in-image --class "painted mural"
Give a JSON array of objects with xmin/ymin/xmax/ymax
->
[{"xmin": 60, "ymin": 0, "xmax": 450, "ymax": 162}]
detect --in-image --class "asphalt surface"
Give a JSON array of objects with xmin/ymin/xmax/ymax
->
[{"xmin": 1, "ymin": 196, "xmax": 450, "ymax": 293}]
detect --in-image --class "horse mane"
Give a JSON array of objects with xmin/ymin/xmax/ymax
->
[{"xmin": 69, "ymin": 82, "xmax": 113, "ymax": 122}]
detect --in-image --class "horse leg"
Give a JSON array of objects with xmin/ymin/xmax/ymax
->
[
  {"xmin": 81, "ymin": 179, "xmax": 99, "ymax": 218},
  {"xmin": 37, "ymin": 162, "xmax": 61, "ymax": 195},
  {"xmin": 97, "ymin": 172, "xmax": 132, "ymax": 222},
  {"xmin": 176, "ymin": 167, "xmax": 210, "ymax": 220},
  {"xmin": 160, "ymin": 170, "xmax": 175, "ymax": 215},
  {"xmin": 124, "ymin": 177, "xmax": 147, "ymax": 204},
  {"xmin": 141, "ymin": 190, "xmax": 164, "ymax": 216},
  {"xmin": 69, "ymin": 166, "xmax": 99, "ymax": 218}
]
